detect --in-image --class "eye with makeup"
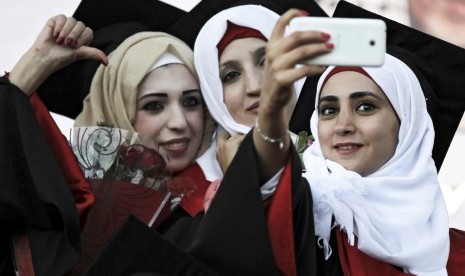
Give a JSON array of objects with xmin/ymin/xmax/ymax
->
[
  {"xmin": 182, "ymin": 94, "xmax": 202, "ymax": 109},
  {"xmin": 319, "ymin": 104, "xmax": 338, "ymax": 117},
  {"xmin": 254, "ymin": 46, "xmax": 266, "ymax": 68},
  {"xmin": 220, "ymin": 68, "xmax": 241, "ymax": 83},
  {"xmin": 356, "ymin": 102, "xmax": 377, "ymax": 113},
  {"xmin": 257, "ymin": 53, "xmax": 266, "ymax": 67},
  {"xmin": 138, "ymin": 99, "xmax": 165, "ymax": 113}
]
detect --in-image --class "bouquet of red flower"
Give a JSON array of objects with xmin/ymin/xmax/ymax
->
[{"xmin": 70, "ymin": 126, "xmax": 196, "ymax": 274}]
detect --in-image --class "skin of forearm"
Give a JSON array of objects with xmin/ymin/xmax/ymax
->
[
  {"xmin": 9, "ymin": 48, "xmax": 55, "ymax": 96},
  {"xmin": 253, "ymin": 106, "xmax": 291, "ymax": 182}
]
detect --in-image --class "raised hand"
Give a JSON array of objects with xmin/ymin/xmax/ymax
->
[
  {"xmin": 261, "ymin": 9, "xmax": 331, "ymax": 115},
  {"xmin": 34, "ymin": 15, "xmax": 108, "ymax": 70},
  {"xmin": 9, "ymin": 15, "xmax": 108, "ymax": 95},
  {"xmin": 253, "ymin": 9, "xmax": 332, "ymax": 180}
]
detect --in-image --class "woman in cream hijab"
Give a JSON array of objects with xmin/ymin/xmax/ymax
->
[
  {"xmin": 75, "ymin": 31, "xmax": 213, "ymax": 173},
  {"xmin": 71, "ymin": 29, "xmax": 218, "ymax": 275}
]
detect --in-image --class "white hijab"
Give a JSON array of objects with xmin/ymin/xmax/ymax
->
[
  {"xmin": 194, "ymin": 5, "xmax": 305, "ymax": 180},
  {"xmin": 302, "ymin": 54, "xmax": 449, "ymax": 275}
]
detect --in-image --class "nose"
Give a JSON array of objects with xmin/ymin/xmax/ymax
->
[
  {"xmin": 244, "ymin": 67, "xmax": 263, "ymax": 96},
  {"xmin": 334, "ymin": 110, "xmax": 355, "ymax": 136},
  {"xmin": 166, "ymin": 105, "xmax": 188, "ymax": 131}
]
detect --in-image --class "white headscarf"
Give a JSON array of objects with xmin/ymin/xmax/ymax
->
[
  {"xmin": 302, "ymin": 54, "xmax": 449, "ymax": 275},
  {"xmin": 149, "ymin": 51, "xmax": 184, "ymax": 72},
  {"xmin": 194, "ymin": 5, "xmax": 305, "ymax": 180}
]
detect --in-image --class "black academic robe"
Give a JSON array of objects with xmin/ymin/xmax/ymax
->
[
  {"xmin": 0, "ymin": 77, "xmax": 82, "ymax": 276},
  {"xmin": 85, "ymin": 131, "xmax": 318, "ymax": 276}
]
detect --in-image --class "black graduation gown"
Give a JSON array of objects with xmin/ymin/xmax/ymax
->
[
  {"xmin": 0, "ymin": 77, "xmax": 81, "ymax": 275},
  {"xmin": 85, "ymin": 131, "xmax": 320, "ymax": 275}
]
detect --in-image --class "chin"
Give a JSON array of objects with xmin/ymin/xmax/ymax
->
[
  {"xmin": 340, "ymin": 163, "xmax": 365, "ymax": 176},
  {"xmin": 167, "ymin": 160, "xmax": 190, "ymax": 174}
]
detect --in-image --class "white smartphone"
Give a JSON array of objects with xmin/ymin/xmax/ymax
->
[{"xmin": 288, "ymin": 17, "xmax": 386, "ymax": 67}]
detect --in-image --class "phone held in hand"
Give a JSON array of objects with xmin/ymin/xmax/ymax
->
[{"xmin": 288, "ymin": 17, "xmax": 386, "ymax": 67}]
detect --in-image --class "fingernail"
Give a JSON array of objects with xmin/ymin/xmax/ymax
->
[
  {"xmin": 56, "ymin": 37, "xmax": 64, "ymax": 45},
  {"xmin": 321, "ymin": 32, "xmax": 331, "ymax": 39},
  {"xmin": 65, "ymin": 38, "xmax": 72, "ymax": 45},
  {"xmin": 300, "ymin": 10, "xmax": 309, "ymax": 16},
  {"xmin": 326, "ymin": 43, "xmax": 334, "ymax": 49}
]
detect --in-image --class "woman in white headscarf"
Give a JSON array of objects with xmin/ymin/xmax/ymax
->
[
  {"xmin": 302, "ymin": 54, "xmax": 451, "ymax": 275},
  {"xmin": 86, "ymin": 4, "xmax": 333, "ymax": 275},
  {"xmin": 181, "ymin": 4, "xmax": 332, "ymax": 275}
]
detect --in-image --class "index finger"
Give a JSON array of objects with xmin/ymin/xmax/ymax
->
[
  {"xmin": 269, "ymin": 9, "xmax": 308, "ymax": 42},
  {"xmin": 46, "ymin": 14, "xmax": 67, "ymax": 38}
]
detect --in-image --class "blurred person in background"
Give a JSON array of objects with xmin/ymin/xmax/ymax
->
[{"xmin": 408, "ymin": 0, "xmax": 465, "ymax": 48}]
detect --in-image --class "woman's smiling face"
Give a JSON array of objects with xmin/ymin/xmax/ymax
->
[
  {"xmin": 317, "ymin": 71, "xmax": 400, "ymax": 176},
  {"xmin": 134, "ymin": 63, "xmax": 204, "ymax": 173},
  {"xmin": 219, "ymin": 37, "xmax": 267, "ymax": 127}
]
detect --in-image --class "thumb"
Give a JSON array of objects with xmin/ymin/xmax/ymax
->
[{"xmin": 76, "ymin": 46, "xmax": 108, "ymax": 65}]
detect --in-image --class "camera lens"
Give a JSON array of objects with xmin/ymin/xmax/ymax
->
[{"xmin": 370, "ymin": 40, "xmax": 376, "ymax": 46}]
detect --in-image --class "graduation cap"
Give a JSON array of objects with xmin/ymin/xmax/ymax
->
[
  {"xmin": 72, "ymin": 0, "xmax": 186, "ymax": 31},
  {"xmin": 332, "ymin": 0, "xmax": 465, "ymax": 169},
  {"xmin": 168, "ymin": 0, "xmax": 328, "ymax": 48}
]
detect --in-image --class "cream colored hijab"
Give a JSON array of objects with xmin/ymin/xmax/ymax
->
[{"xmin": 75, "ymin": 32, "xmax": 214, "ymax": 156}]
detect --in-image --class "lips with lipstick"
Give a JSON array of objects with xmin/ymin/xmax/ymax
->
[
  {"xmin": 246, "ymin": 101, "xmax": 260, "ymax": 113},
  {"xmin": 334, "ymin": 143, "xmax": 363, "ymax": 154},
  {"xmin": 159, "ymin": 137, "xmax": 190, "ymax": 154}
]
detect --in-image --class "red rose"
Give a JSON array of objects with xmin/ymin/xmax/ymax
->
[
  {"xmin": 166, "ymin": 176, "xmax": 197, "ymax": 198},
  {"xmin": 118, "ymin": 145, "xmax": 167, "ymax": 175}
]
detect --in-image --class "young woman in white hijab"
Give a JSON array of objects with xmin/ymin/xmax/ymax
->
[
  {"xmin": 187, "ymin": 4, "xmax": 333, "ymax": 275},
  {"xmin": 302, "ymin": 54, "xmax": 451, "ymax": 275}
]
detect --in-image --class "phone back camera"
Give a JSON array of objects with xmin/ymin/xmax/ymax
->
[{"xmin": 369, "ymin": 40, "xmax": 376, "ymax": 46}]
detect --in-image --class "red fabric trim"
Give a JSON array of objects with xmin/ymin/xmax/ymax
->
[
  {"xmin": 11, "ymin": 231, "xmax": 35, "ymax": 276},
  {"xmin": 29, "ymin": 94, "xmax": 94, "ymax": 229},
  {"xmin": 321, "ymin": 66, "xmax": 372, "ymax": 89},
  {"xmin": 336, "ymin": 230, "xmax": 413, "ymax": 276},
  {"xmin": 447, "ymin": 228, "xmax": 465, "ymax": 276},
  {"xmin": 217, "ymin": 20, "xmax": 267, "ymax": 58},
  {"xmin": 177, "ymin": 163, "xmax": 210, "ymax": 217},
  {"xmin": 266, "ymin": 158, "xmax": 297, "ymax": 276}
]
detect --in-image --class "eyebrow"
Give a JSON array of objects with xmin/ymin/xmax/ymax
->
[
  {"xmin": 219, "ymin": 46, "xmax": 266, "ymax": 69},
  {"xmin": 319, "ymin": 91, "xmax": 382, "ymax": 102},
  {"xmin": 252, "ymin": 46, "xmax": 266, "ymax": 63},
  {"xmin": 219, "ymin": 60, "xmax": 239, "ymax": 71},
  {"xmin": 183, "ymin": 89, "xmax": 201, "ymax": 95},
  {"xmin": 137, "ymin": 89, "xmax": 201, "ymax": 101},
  {"xmin": 349, "ymin": 91, "xmax": 382, "ymax": 100}
]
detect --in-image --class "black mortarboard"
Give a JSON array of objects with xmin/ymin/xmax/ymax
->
[
  {"xmin": 72, "ymin": 0, "xmax": 186, "ymax": 31},
  {"xmin": 332, "ymin": 0, "xmax": 465, "ymax": 169},
  {"xmin": 168, "ymin": 0, "xmax": 328, "ymax": 48}
]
